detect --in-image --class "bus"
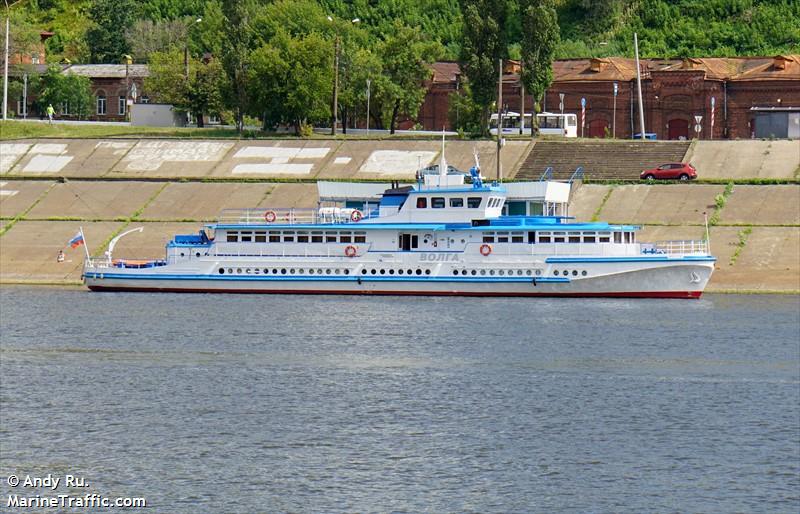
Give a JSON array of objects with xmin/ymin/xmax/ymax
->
[{"xmin": 489, "ymin": 112, "xmax": 578, "ymax": 138}]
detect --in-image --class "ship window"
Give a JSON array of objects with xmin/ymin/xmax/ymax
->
[
  {"xmin": 312, "ymin": 231, "xmax": 323, "ymax": 243},
  {"xmin": 238, "ymin": 231, "xmax": 251, "ymax": 242},
  {"xmin": 283, "ymin": 232, "xmax": 295, "ymax": 242},
  {"xmin": 361, "ymin": 269, "xmax": 366, "ymax": 274},
  {"xmin": 371, "ymin": 269, "xmax": 376, "ymax": 275},
  {"xmin": 539, "ymin": 235, "xmax": 551, "ymax": 243},
  {"xmin": 415, "ymin": 269, "xmax": 422, "ymax": 275},
  {"xmin": 528, "ymin": 231, "xmax": 536, "ymax": 243},
  {"xmin": 389, "ymin": 269, "xmax": 395, "ymax": 275},
  {"xmin": 569, "ymin": 234, "xmax": 580, "ymax": 243},
  {"xmin": 255, "ymin": 231, "xmax": 267, "ymax": 243},
  {"xmin": 450, "ymin": 198, "xmax": 464, "ymax": 208},
  {"xmin": 344, "ymin": 269, "xmax": 350, "ymax": 275},
  {"xmin": 326, "ymin": 231, "xmax": 337, "ymax": 242},
  {"xmin": 483, "ymin": 235, "xmax": 495, "ymax": 243},
  {"xmin": 553, "ymin": 233, "xmax": 565, "ymax": 243},
  {"xmin": 614, "ymin": 232, "xmax": 622, "ymax": 243},
  {"xmin": 467, "ymin": 197, "xmax": 482, "ymax": 208},
  {"xmin": 398, "ymin": 269, "xmax": 404, "ymax": 275},
  {"xmin": 340, "ymin": 232, "xmax": 352, "ymax": 243},
  {"xmin": 582, "ymin": 270, "xmax": 588, "ymax": 276},
  {"xmin": 512, "ymin": 232, "xmax": 524, "ymax": 243},
  {"xmin": 471, "ymin": 270, "xmax": 477, "ymax": 275},
  {"xmin": 380, "ymin": 269, "xmax": 386, "ymax": 275},
  {"xmin": 226, "ymin": 231, "xmax": 238, "ymax": 242},
  {"xmin": 554, "ymin": 270, "xmax": 559, "ymax": 276},
  {"xmin": 625, "ymin": 232, "xmax": 632, "ymax": 243},
  {"xmin": 354, "ymin": 232, "xmax": 367, "ymax": 243},
  {"xmin": 218, "ymin": 268, "xmax": 224, "ymax": 274},
  {"xmin": 269, "ymin": 231, "xmax": 280, "ymax": 243},
  {"xmin": 432, "ymin": 197, "xmax": 445, "ymax": 208},
  {"xmin": 416, "ymin": 197, "xmax": 427, "ymax": 208},
  {"xmin": 425, "ymin": 269, "xmax": 431, "ymax": 275},
  {"xmin": 297, "ymin": 231, "xmax": 309, "ymax": 243},
  {"xmin": 497, "ymin": 233, "xmax": 509, "ymax": 243}
]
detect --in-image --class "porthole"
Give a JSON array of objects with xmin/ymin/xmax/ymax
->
[
  {"xmin": 263, "ymin": 268, "xmax": 269, "ymax": 274},
  {"xmin": 461, "ymin": 270, "xmax": 467, "ymax": 276},
  {"xmin": 195, "ymin": 252, "xmax": 201, "ymax": 258},
  {"xmin": 407, "ymin": 269, "xmax": 413, "ymax": 275},
  {"xmin": 471, "ymin": 270, "xmax": 477, "ymax": 276},
  {"xmin": 563, "ymin": 270, "xmax": 569, "ymax": 276},
  {"xmin": 237, "ymin": 268, "xmax": 242, "ymax": 274},
  {"xmin": 371, "ymin": 269, "xmax": 377, "ymax": 275},
  {"xmin": 424, "ymin": 269, "xmax": 431, "ymax": 275},
  {"xmin": 299, "ymin": 268, "xmax": 304, "ymax": 274},
  {"xmin": 572, "ymin": 270, "xmax": 578, "ymax": 276},
  {"xmin": 290, "ymin": 268, "xmax": 295, "ymax": 274},
  {"xmin": 398, "ymin": 269, "xmax": 404, "ymax": 275},
  {"xmin": 344, "ymin": 269, "xmax": 350, "ymax": 275},
  {"xmin": 535, "ymin": 270, "xmax": 542, "ymax": 276},
  {"xmin": 380, "ymin": 269, "xmax": 386, "ymax": 275},
  {"xmin": 218, "ymin": 268, "xmax": 225, "ymax": 274},
  {"xmin": 525, "ymin": 270, "xmax": 532, "ymax": 276},
  {"xmin": 480, "ymin": 270, "xmax": 486, "ymax": 276},
  {"xmin": 423, "ymin": 239, "xmax": 429, "ymax": 244},
  {"xmin": 317, "ymin": 269, "xmax": 323, "ymax": 274},
  {"xmin": 246, "ymin": 268, "xmax": 251, "ymax": 274},
  {"xmin": 554, "ymin": 270, "xmax": 559, "ymax": 276},
  {"xmin": 309, "ymin": 269, "xmax": 315, "ymax": 275},
  {"xmin": 517, "ymin": 270, "xmax": 523, "ymax": 276},
  {"xmin": 453, "ymin": 270, "xmax": 459, "ymax": 276},
  {"xmin": 335, "ymin": 269, "xmax": 341, "ymax": 274},
  {"xmin": 582, "ymin": 270, "xmax": 588, "ymax": 276},
  {"xmin": 281, "ymin": 269, "xmax": 287, "ymax": 274},
  {"xmin": 254, "ymin": 268, "xmax": 260, "ymax": 274},
  {"xmin": 489, "ymin": 270, "xmax": 495, "ymax": 276},
  {"xmin": 415, "ymin": 269, "xmax": 422, "ymax": 275},
  {"xmin": 389, "ymin": 269, "xmax": 395, "ymax": 275},
  {"xmin": 461, "ymin": 239, "xmax": 466, "ymax": 243},
  {"xmin": 361, "ymin": 269, "xmax": 367, "ymax": 275},
  {"xmin": 227, "ymin": 268, "xmax": 233, "ymax": 274},
  {"xmin": 326, "ymin": 269, "xmax": 332, "ymax": 275},
  {"xmin": 498, "ymin": 270, "xmax": 505, "ymax": 276},
  {"xmin": 273, "ymin": 269, "xmax": 278, "ymax": 275}
]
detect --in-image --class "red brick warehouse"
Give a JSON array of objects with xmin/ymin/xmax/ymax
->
[{"xmin": 418, "ymin": 56, "xmax": 800, "ymax": 139}]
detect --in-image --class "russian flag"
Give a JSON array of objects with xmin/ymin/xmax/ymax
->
[{"xmin": 68, "ymin": 231, "xmax": 84, "ymax": 249}]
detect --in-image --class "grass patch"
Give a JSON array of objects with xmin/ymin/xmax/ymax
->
[
  {"xmin": 590, "ymin": 186, "xmax": 615, "ymax": 222},
  {"xmin": 708, "ymin": 181, "xmax": 735, "ymax": 226},
  {"xmin": 729, "ymin": 227, "xmax": 753, "ymax": 266}
]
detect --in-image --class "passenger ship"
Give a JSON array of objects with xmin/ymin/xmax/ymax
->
[{"xmin": 83, "ymin": 162, "xmax": 715, "ymax": 298}]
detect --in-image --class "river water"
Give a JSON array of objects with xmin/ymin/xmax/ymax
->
[{"xmin": 1, "ymin": 288, "xmax": 798, "ymax": 513}]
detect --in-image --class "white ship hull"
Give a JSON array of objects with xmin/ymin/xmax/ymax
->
[{"xmin": 84, "ymin": 256, "xmax": 714, "ymax": 298}]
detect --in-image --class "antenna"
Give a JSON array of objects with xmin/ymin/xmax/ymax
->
[{"xmin": 438, "ymin": 126, "xmax": 447, "ymax": 185}]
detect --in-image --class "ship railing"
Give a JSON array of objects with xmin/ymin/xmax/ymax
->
[
  {"xmin": 84, "ymin": 257, "xmax": 167, "ymax": 269},
  {"xmin": 217, "ymin": 207, "xmax": 379, "ymax": 225},
  {"xmin": 644, "ymin": 240, "xmax": 709, "ymax": 255}
]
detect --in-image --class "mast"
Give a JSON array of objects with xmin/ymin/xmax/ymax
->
[{"xmin": 497, "ymin": 58, "xmax": 503, "ymax": 182}]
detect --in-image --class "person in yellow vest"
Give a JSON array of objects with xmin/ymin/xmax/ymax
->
[{"xmin": 46, "ymin": 104, "xmax": 55, "ymax": 124}]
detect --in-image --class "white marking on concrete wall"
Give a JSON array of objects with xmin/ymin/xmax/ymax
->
[
  {"xmin": 31, "ymin": 143, "xmax": 68, "ymax": 154},
  {"xmin": 23, "ymin": 155, "xmax": 74, "ymax": 173},
  {"xmin": 95, "ymin": 141, "xmax": 135, "ymax": 155},
  {"xmin": 271, "ymin": 157, "xmax": 290, "ymax": 164},
  {"xmin": 359, "ymin": 150, "xmax": 436, "ymax": 175},
  {"xmin": 0, "ymin": 181, "xmax": 18, "ymax": 196},
  {"xmin": 334, "ymin": 157, "xmax": 352, "ymax": 164},
  {"xmin": 234, "ymin": 147, "xmax": 330, "ymax": 159},
  {"xmin": 0, "ymin": 143, "xmax": 31, "ymax": 172},
  {"xmin": 232, "ymin": 163, "xmax": 314, "ymax": 175},
  {"xmin": 123, "ymin": 141, "xmax": 234, "ymax": 171}
]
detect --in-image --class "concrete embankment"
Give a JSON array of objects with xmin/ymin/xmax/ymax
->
[{"xmin": 1, "ymin": 138, "xmax": 798, "ymax": 292}]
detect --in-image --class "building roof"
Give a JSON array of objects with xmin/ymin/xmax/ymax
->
[
  {"xmin": 731, "ymin": 55, "xmax": 800, "ymax": 81},
  {"xmin": 62, "ymin": 64, "xmax": 150, "ymax": 79},
  {"xmin": 430, "ymin": 61, "xmax": 461, "ymax": 84}
]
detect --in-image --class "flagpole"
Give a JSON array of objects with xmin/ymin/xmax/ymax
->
[{"xmin": 79, "ymin": 226, "xmax": 91, "ymax": 262}]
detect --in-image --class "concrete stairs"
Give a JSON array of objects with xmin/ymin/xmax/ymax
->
[{"xmin": 515, "ymin": 140, "xmax": 692, "ymax": 181}]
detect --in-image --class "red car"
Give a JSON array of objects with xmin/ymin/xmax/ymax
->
[{"xmin": 640, "ymin": 163, "xmax": 697, "ymax": 181}]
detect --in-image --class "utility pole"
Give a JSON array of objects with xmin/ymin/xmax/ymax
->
[
  {"xmin": 612, "ymin": 82, "xmax": 618, "ymax": 138},
  {"xmin": 634, "ymin": 32, "xmax": 646, "ymax": 140},
  {"xmin": 3, "ymin": 13, "xmax": 9, "ymax": 120},
  {"xmin": 365, "ymin": 78, "xmax": 370, "ymax": 135},
  {"xmin": 519, "ymin": 62, "xmax": 525, "ymax": 136},
  {"xmin": 496, "ymin": 58, "xmax": 502, "ymax": 182},
  {"xmin": 331, "ymin": 34, "xmax": 339, "ymax": 135}
]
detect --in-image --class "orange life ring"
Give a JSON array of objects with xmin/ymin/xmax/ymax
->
[
  {"xmin": 480, "ymin": 243, "xmax": 492, "ymax": 256},
  {"xmin": 350, "ymin": 209, "xmax": 363, "ymax": 222},
  {"xmin": 264, "ymin": 210, "xmax": 277, "ymax": 223},
  {"xmin": 344, "ymin": 245, "xmax": 357, "ymax": 258}
]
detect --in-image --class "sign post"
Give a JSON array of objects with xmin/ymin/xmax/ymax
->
[
  {"xmin": 710, "ymin": 96, "xmax": 715, "ymax": 140},
  {"xmin": 580, "ymin": 97, "xmax": 586, "ymax": 138},
  {"xmin": 612, "ymin": 82, "xmax": 618, "ymax": 138},
  {"xmin": 694, "ymin": 115, "xmax": 703, "ymax": 139}
]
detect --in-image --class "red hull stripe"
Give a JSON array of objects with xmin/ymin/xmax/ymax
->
[{"xmin": 87, "ymin": 286, "xmax": 702, "ymax": 299}]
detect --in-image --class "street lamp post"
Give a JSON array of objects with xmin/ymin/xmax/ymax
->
[
  {"xmin": 365, "ymin": 78, "xmax": 370, "ymax": 135},
  {"xmin": 184, "ymin": 17, "xmax": 202, "ymax": 79},
  {"xmin": 612, "ymin": 82, "xmax": 618, "ymax": 138},
  {"xmin": 328, "ymin": 16, "xmax": 359, "ymax": 136}
]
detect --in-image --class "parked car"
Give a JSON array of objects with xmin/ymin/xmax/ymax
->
[{"xmin": 640, "ymin": 163, "xmax": 697, "ymax": 181}]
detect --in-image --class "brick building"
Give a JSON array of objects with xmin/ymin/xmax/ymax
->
[
  {"xmin": 60, "ymin": 64, "xmax": 150, "ymax": 121},
  {"xmin": 420, "ymin": 55, "xmax": 800, "ymax": 139}
]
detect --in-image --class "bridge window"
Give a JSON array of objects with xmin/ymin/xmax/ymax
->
[
  {"xmin": 416, "ymin": 197, "xmax": 427, "ymax": 208},
  {"xmin": 450, "ymin": 198, "xmax": 464, "ymax": 208},
  {"xmin": 467, "ymin": 197, "xmax": 482, "ymax": 208},
  {"xmin": 432, "ymin": 197, "xmax": 445, "ymax": 208}
]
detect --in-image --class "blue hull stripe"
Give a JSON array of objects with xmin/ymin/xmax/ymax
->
[
  {"xmin": 546, "ymin": 256, "xmax": 716, "ymax": 263},
  {"xmin": 87, "ymin": 273, "xmax": 570, "ymax": 283}
]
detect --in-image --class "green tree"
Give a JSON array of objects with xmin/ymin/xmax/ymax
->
[
  {"xmin": 376, "ymin": 20, "xmax": 442, "ymax": 134},
  {"xmin": 520, "ymin": 0, "xmax": 559, "ymax": 123},
  {"xmin": 221, "ymin": 0, "xmax": 255, "ymax": 132},
  {"xmin": 37, "ymin": 65, "xmax": 93, "ymax": 119},
  {"xmin": 459, "ymin": 0, "xmax": 508, "ymax": 136},
  {"xmin": 248, "ymin": 31, "xmax": 333, "ymax": 134},
  {"xmin": 448, "ymin": 82, "xmax": 483, "ymax": 136},
  {"xmin": 86, "ymin": 0, "xmax": 140, "ymax": 63}
]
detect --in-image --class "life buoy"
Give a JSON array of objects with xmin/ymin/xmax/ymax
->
[
  {"xmin": 350, "ymin": 209, "xmax": 363, "ymax": 222},
  {"xmin": 344, "ymin": 245, "xmax": 357, "ymax": 258},
  {"xmin": 264, "ymin": 210, "xmax": 277, "ymax": 223},
  {"xmin": 480, "ymin": 243, "xmax": 492, "ymax": 256}
]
